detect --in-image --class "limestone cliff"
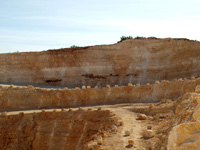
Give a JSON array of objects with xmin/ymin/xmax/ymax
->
[{"xmin": 0, "ymin": 38, "xmax": 200, "ymax": 88}]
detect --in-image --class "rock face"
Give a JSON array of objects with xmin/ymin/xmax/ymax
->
[
  {"xmin": 0, "ymin": 38, "xmax": 200, "ymax": 88},
  {"xmin": 0, "ymin": 77, "xmax": 199, "ymax": 111},
  {"xmin": 167, "ymin": 91, "xmax": 200, "ymax": 150},
  {"xmin": 0, "ymin": 109, "xmax": 116, "ymax": 150},
  {"xmin": 167, "ymin": 120, "xmax": 200, "ymax": 150}
]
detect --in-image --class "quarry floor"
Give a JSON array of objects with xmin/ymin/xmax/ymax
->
[
  {"xmin": 97, "ymin": 104, "xmax": 159, "ymax": 150},
  {"xmin": 101, "ymin": 105, "xmax": 148, "ymax": 150}
]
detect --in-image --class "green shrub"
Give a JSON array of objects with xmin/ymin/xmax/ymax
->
[
  {"xmin": 119, "ymin": 36, "xmax": 158, "ymax": 42},
  {"xmin": 70, "ymin": 45, "xmax": 79, "ymax": 48},
  {"xmin": 148, "ymin": 36, "xmax": 157, "ymax": 39},
  {"xmin": 120, "ymin": 36, "xmax": 133, "ymax": 42},
  {"xmin": 134, "ymin": 36, "xmax": 146, "ymax": 39}
]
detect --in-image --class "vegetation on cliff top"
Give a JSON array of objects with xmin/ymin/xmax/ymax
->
[
  {"xmin": 70, "ymin": 45, "xmax": 79, "ymax": 48},
  {"xmin": 119, "ymin": 36, "xmax": 158, "ymax": 42}
]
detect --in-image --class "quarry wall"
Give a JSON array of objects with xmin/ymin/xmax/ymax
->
[
  {"xmin": 0, "ymin": 39, "xmax": 200, "ymax": 88},
  {"xmin": 1, "ymin": 38, "xmax": 200, "ymax": 150},
  {"xmin": 0, "ymin": 109, "xmax": 115, "ymax": 150},
  {"xmin": 1, "ymin": 78, "xmax": 200, "ymax": 112}
]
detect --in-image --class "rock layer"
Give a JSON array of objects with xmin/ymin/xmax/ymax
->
[
  {"xmin": 0, "ymin": 38, "xmax": 200, "ymax": 88},
  {"xmin": 0, "ymin": 109, "xmax": 116, "ymax": 150},
  {"xmin": 0, "ymin": 78, "xmax": 199, "ymax": 111}
]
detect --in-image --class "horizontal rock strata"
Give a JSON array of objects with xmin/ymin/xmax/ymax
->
[
  {"xmin": 0, "ymin": 39, "xmax": 200, "ymax": 88},
  {"xmin": 0, "ymin": 78, "xmax": 199, "ymax": 111}
]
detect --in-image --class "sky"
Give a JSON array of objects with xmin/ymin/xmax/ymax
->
[{"xmin": 0, "ymin": 0, "xmax": 200, "ymax": 53}]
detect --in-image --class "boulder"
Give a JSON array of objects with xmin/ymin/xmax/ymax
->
[
  {"xmin": 125, "ymin": 130, "xmax": 131, "ymax": 136},
  {"xmin": 142, "ymin": 130, "xmax": 155, "ymax": 138},
  {"xmin": 128, "ymin": 139, "xmax": 134, "ymax": 146},
  {"xmin": 137, "ymin": 114, "xmax": 148, "ymax": 120}
]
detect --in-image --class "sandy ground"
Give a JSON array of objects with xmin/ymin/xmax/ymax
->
[{"xmin": 99, "ymin": 104, "xmax": 154, "ymax": 150}]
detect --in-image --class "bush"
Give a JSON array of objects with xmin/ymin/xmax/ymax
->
[
  {"xmin": 148, "ymin": 36, "xmax": 158, "ymax": 39},
  {"xmin": 70, "ymin": 45, "xmax": 78, "ymax": 48},
  {"xmin": 120, "ymin": 36, "xmax": 133, "ymax": 42},
  {"xmin": 119, "ymin": 36, "xmax": 158, "ymax": 42},
  {"xmin": 134, "ymin": 36, "xmax": 146, "ymax": 39}
]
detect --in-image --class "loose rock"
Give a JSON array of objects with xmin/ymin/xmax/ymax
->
[
  {"xmin": 128, "ymin": 139, "xmax": 134, "ymax": 146},
  {"xmin": 137, "ymin": 114, "xmax": 148, "ymax": 120},
  {"xmin": 111, "ymin": 125, "xmax": 117, "ymax": 132},
  {"xmin": 147, "ymin": 126, "xmax": 152, "ymax": 129},
  {"xmin": 97, "ymin": 136, "xmax": 103, "ymax": 145},
  {"xmin": 125, "ymin": 130, "xmax": 131, "ymax": 136},
  {"xmin": 149, "ymin": 104, "xmax": 154, "ymax": 108},
  {"xmin": 119, "ymin": 120, "xmax": 124, "ymax": 126},
  {"xmin": 142, "ymin": 130, "xmax": 155, "ymax": 138}
]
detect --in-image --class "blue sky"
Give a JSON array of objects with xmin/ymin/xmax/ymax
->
[{"xmin": 0, "ymin": 0, "xmax": 200, "ymax": 53}]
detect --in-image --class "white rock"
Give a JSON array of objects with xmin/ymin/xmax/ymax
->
[
  {"xmin": 128, "ymin": 83, "xmax": 133, "ymax": 87},
  {"xmin": 82, "ymin": 86, "xmax": 86, "ymax": 89},
  {"xmin": 142, "ymin": 130, "xmax": 155, "ymax": 138},
  {"xmin": 137, "ymin": 114, "xmax": 148, "ymax": 120}
]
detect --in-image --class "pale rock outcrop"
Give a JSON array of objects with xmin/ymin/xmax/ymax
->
[
  {"xmin": 167, "ymin": 91, "xmax": 200, "ymax": 150},
  {"xmin": 167, "ymin": 120, "xmax": 200, "ymax": 150}
]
